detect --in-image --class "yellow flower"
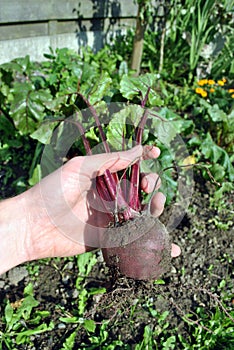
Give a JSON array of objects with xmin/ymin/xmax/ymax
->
[
  {"xmin": 228, "ymin": 89, "xmax": 234, "ymax": 93},
  {"xmin": 232, "ymin": 94, "xmax": 234, "ymax": 98},
  {"xmin": 208, "ymin": 79, "xmax": 215, "ymax": 85},
  {"xmin": 210, "ymin": 88, "xmax": 215, "ymax": 93},
  {"xmin": 195, "ymin": 87, "xmax": 203, "ymax": 94},
  {"xmin": 198, "ymin": 79, "xmax": 208, "ymax": 86},
  {"xmin": 222, "ymin": 78, "xmax": 227, "ymax": 83},
  {"xmin": 195, "ymin": 87, "xmax": 207, "ymax": 97},
  {"xmin": 217, "ymin": 80, "xmax": 225, "ymax": 86},
  {"xmin": 201, "ymin": 90, "xmax": 207, "ymax": 98},
  {"xmin": 182, "ymin": 155, "xmax": 196, "ymax": 169}
]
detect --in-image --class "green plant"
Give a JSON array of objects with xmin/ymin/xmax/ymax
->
[
  {"xmin": 0, "ymin": 125, "xmax": 37, "ymax": 198},
  {"xmin": 58, "ymin": 252, "xmax": 107, "ymax": 348},
  {"xmin": 0, "ymin": 283, "xmax": 54, "ymax": 349},
  {"xmin": 37, "ymin": 71, "xmax": 194, "ymax": 280},
  {"xmin": 0, "ymin": 48, "xmax": 119, "ymax": 195},
  {"xmin": 0, "ymin": 56, "xmax": 51, "ymax": 196},
  {"xmin": 195, "ymin": 77, "xmax": 234, "ymax": 113},
  {"xmin": 179, "ymin": 307, "xmax": 234, "ymax": 349},
  {"xmin": 142, "ymin": 0, "xmax": 234, "ymax": 82},
  {"xmin": 1, "ymin": 44, "xmax": 232, "ymax": 202}
]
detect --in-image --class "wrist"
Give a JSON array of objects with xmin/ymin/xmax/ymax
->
[
  {"xmin": 22, "ymin": 183, "xmax": 57, "ymax": 262},
  {"xmin": 0, "ymin": 194, "xmax": 29, "ymax": 275}
]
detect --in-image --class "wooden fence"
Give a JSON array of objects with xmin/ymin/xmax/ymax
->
[{"xmin": 0, "ymin": 0, "xmax": 138, "ymax": 64}]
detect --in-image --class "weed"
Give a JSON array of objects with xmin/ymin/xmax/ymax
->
[{"xmin": 0, "ymin": 283, "xmax": 54, "ymax": 348}]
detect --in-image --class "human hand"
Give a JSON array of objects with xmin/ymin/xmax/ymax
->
[
  {"xmin": 25, "ymin": 144, "xmax": 180, "ymax": 259},
  {"xmin": 0, "ymin": 145, "xmax": 180, "ymax": 275}
]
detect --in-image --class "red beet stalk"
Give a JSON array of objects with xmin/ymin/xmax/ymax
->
[
  {"xmin": 77, "ymin": 94, "xmax": 135, "ymax": 223},
  {"xmin": 128, "ymin": 87, "xmax": 151, "ymax": 212},
  {"xmin": 77, "ymin": 87, "xmax": 151, "ymax": 224}
]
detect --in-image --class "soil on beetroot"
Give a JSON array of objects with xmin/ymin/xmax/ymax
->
[
  {"xmin": 101, "ymin": 214, "xmax": 171, "ymax": 280},
  {"xmin": 0, "ymin": 175, "xmax": 233, "ymax": 349}
]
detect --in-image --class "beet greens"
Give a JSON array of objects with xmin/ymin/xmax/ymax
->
[{"xmin": 76, "ymin": 89, "xmax": 152, "ymax": 225}]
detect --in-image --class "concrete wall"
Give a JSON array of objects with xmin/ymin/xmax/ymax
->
[{"xmin": 0, "ymin": 0, "xmax": 137, "ymax": 64}]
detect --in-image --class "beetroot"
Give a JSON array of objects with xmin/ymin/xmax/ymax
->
[
  {"xmin": 76, "ymin": 89, "xmax": 172, "ymax": 280},
  {"xmin": 101, "ymin": 214, "xmax": 171, "ymax": 280}
]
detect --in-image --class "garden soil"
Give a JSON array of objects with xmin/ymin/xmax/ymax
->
[{"xmin": 0, "ymin": 175, "xmax": 233, "ymax": 349}]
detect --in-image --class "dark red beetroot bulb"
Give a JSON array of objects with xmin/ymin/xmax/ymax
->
[{"xmin": 101, "ymin": 213, "xmax": 171, "ymax": 280}]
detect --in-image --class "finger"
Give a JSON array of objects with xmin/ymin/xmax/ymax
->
[
  {"xmin": 84, "ymin": 145, "xmax": 144, "ymax": 178},
  {"xmin": 66, "ymin": 145, "xmax": 142, "ymax": 178},
  {"xmin": 95, "ymin": 145, "xmax": 160, "ymax": 176},
  {"xmin": 171, "ymin": 243, "xmax": 181, "ymax": 258},
  {"xmin": 150, "ymin": 192, "xmax": 166, "ymax": 217},
  {"xmin": 142, "ymin": 145, "xmax": 160, "ymax": 159},
  {"xmin": 69, "ymin": 145, "xmax": 161, "ymax": 180},
  {"xmin": 65, "ymin": 145, "xmax": 162, "ymax": 194},
  {"xmin": 141, "ymin": 173, "xmax": 161, "ymax": 193}
]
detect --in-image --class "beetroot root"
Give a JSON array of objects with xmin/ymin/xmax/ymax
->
[{"xmin": 101, "ymin": 213, "xmax": 171, "ymax": 280}]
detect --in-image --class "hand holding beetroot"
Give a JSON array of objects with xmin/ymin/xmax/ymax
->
[{"xmin": 0, "ymin": 145, "xmax": 180, "ymax": 276}]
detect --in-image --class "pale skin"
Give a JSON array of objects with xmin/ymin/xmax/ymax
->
[{"xmin": 0, "ymin": 145, "xmax": 181, "ymax": 276}]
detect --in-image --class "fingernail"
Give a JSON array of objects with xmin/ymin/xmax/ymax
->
[{"xmin": 171, "ymin": 244, "xmax": 181, "ymax": 258}]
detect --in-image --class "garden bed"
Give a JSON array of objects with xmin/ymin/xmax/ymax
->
[
  {"xmin": 0, "ymin": 176, "xmax": 233, "ymax": 349},
  {"xmin": 0, "ymin": 1, "xmax": 233, "ymax": 345}
]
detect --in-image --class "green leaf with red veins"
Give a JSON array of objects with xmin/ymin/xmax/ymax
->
[
  {"xmin": 80, "ymin": 72, "xmax": 112, "ymax": 105},
  {"xmin": 106, "ymin": 104, "xmax": 148, "ymax": 151},
  {"xmin": 120, "ymin": 73, "xmax": 163, "ymax": 106}
]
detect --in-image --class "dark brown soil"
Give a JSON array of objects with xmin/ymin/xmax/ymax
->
[{"xmin": 0, "ymin": 175, "xmax": 233, "ymax": 349}]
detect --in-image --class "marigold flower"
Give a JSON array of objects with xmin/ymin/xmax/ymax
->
[
  {"xmin": 198, "ymin": 79, "xmax": 208, "ymax": 86},
  {"xmin": 228, "ymin": 88, "xmax": 234, "ymax": 93},
  {"xmin": 195, "ymin": 87, "xmax": 207, "ymax": 97},
  {"xmin": 208, "ymin": 79, "xmax": 215, "ymax": 85},
  {"xmin": 217, "ymin": 80, "xmax": 225, "ymax": 86},
  {"xmin": 195, "ymin": 87, "xmax": 203, "ymax": 94},
  {"xmin": 201, "ymin": 90, "xmax": 207, "ymax": 98},
  {"xmin": 232, "ymin": 94, "xmax": 234, "ymax": 98},
  {"xmin": 222, "ymin": 78, "xmax": 227, "ymax": 83},
  {"xmin": 210, "ymin": 88, "xmax": 215, "ymax": 93}
]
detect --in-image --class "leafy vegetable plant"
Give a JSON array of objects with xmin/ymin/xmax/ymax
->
[
  {"xmin": 0, "ymin": 283, "xmax": 54, "ymax": 349},
  {"xmin": 27, "ymin": 69, "xmax": 193, "ymax": 280},
  {"xmin": 62, "ymin": 80, "xmax": 179, "ymax": 281}
]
